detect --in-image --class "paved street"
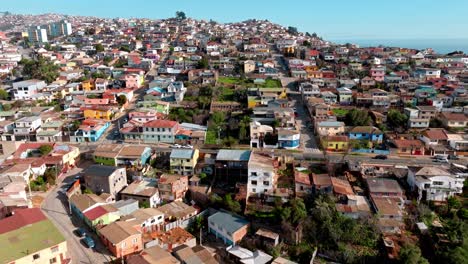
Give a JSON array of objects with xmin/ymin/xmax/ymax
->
[
  {"xmin": 289, "ymin": 94, "xmax": 322, "ymax": 154},
  {"xmin": 41, "ymin": 164, "xmax": 113, "ymax": 264}
]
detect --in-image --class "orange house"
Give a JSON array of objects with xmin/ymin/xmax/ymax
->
[{"xmin": 99, "ymin": 221, "xmax": 143, "ymax": 258}]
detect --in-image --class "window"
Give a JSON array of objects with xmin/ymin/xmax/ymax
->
[
  {"xmin": 121, "ymin": 242, "xmax": 126, "ymax": 247},
  {"xmin": 251, "ymin": 180, "xmax": 257, "ymax": 185},
  {"xmin": 50, "ymin": 246, "xmax": 59, "ymax": 253},
  {"xmin": 132, "ymin": 238, "xmax": 138, "ymax": 244},
  {"xmin": 263, "ymin": 181, "xmax": 269, "ymax": 186},
  {"xmin": 252, "ymin": 188, "xmax": 256, "ymax": 192},
  {"xmin": 433, "ymin": 181, "xmax": 444, "ymax": 186},
  {"xmin": 251, "ymin": 172, "xmax": 257, "ymax": 176},
  {"xmin": 50, "ymin": 258, "xmax": 57, "ymax": 264},
  {"xmin": 33, "ymin": 254, "xmax": 40, "ymax": 260}
]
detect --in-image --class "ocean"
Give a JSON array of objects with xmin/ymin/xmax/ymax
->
[{"xmin": 331, "ymin": 38, "xmax": 468, "ymax": 55}]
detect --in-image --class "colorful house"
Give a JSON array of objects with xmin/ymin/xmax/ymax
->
[
  {"xmin": 277, "ymin": 129, "xmax": 300, "ymax": 149},
  {"xmin": 208, "ymin": 211, "xmax": 249, "ymax": 246},
  {"xmin": 170, "ymin": 149, "xmax": 199, "ymax": 176},
  {"xmin": 323, "ymin": 136, "xmax": 349, "ymax": 152},
  {"xmin": 72, "ymin": 119, "xmax": 110, "ymax": 142},
  {"xmin": 83, "ymin": 106, "xmax": 114, "ymax": 121},
  {"xmin": 348, "ymin": 126, "xmax": 383, "ymax": 143},
  {"xmin": 83, "ymin": 204, "xmax": 120, "ymax": 230},
  {"xmin": 82, "ymin": 79, "xmax": 96, "ymax": 91}
]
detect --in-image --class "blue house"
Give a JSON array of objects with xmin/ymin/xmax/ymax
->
[
  {"xmin": 278, "ymin": 129, "xmax": 300, "ymax": 149},
  {"xmin": 72, "ymin": 119, "xmax": 110, "ymax": 142},
  {"xmin": 348, "ymin": 126, "xmax": 383, "ymax": 143}
]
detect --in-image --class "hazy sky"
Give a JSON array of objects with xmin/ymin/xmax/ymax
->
[{"xmin": 3, "ymin": 0, "xmax": 468, "ymax": 40}]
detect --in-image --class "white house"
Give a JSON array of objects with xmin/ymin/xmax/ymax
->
[
  {"xmin": 247, "ymin": 152, "xmax": 278, "ymax": 196},
  {"xmin": 407, "ymin": 166, "xmax": 464, "ymax": 202},
  {"xmin": 14, "ymin": 116, "xmax": 42, "ymax": 141},
  {"xmin": 12, "ymin": 79, "xmax": 47, "ymax": 100}
]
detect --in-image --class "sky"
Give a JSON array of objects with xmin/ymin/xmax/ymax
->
[{"xmin": 2, "ymin": 0, "xmax": 468, "ymax": 41}]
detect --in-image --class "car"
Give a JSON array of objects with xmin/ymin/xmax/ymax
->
[
  {"xmin": 123, "ymin": 118, "xmax": 128, "ymax": 123},
  {"xmin": 76, "ymin": 228, "xmax": 87, "ymax": 237},
  {"xmin": 448, "ymin": 154, "xmax": 459, "ymax": 160},
  {"xmin": 170, "ymin": 144, "xmax": 182, "ymax": 148},
  {"xmin": 373, "ymin": 155, "xmax": 388, "ymax": 160},
  {"xmin": 433, "ymin": 158, "xmax": 448, "ymax": 163},
  {"xmin": 182, "ymin": 145, "xmax": 193, "ymax": 149},
  {"xmin": 83, "ymin": 236, "xmax": 95, "ymax": 248}
]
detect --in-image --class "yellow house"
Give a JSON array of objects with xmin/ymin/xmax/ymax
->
[
  {"xmin": 82, "ymin": 79, "xmax": 96, "ymax": 91},
  {"xmin": 323, "ymin": 136, "xmax": 349, "ymax": 152},
  {"xmin": 170, "ymin": 149, "xmax": 199, "ymax": 176},
  {"xmin": 83, "ymin": 107, "xmax": 113, "ymax": 120}
]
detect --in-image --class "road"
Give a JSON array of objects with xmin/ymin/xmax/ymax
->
[
  {"xmin": 289, "ymin": 94, "xmax": 322, "ymax": 154},
  {"xmin": 41, "ymin": 164, "xmax": 113, "ymax": 264}
]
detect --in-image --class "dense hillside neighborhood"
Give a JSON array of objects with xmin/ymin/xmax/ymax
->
[{"xmin": 0, "ymin": 11, "xmax": 467, "ymax": 264}]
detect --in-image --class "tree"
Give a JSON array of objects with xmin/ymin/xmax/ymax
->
[
  {"xmin": 224, "ymin": 194, "xmax": 241, "ymax": 213},
  {"xmin": 239, "ymin": 116, "xmax": 251, "ymax": 141},
  {"xmin": 119, "ymin": 46, "xmax": 131, "ymax": 52},
  {"xmin": 399, "ymin": 243, "xmax": 429, "ymax": 264},
  {"xmin": 95, "ymin": 43, "xmax": 104, "ymax": 52},
  {"xmin": 290, "ymin": 198, "xmax": 307, "ymax": 226},
  {"xmin": 20, "ymin": 56, "xmax": 60, "ymax": 83},
  {"xmin": 1, "ymin": 103, "xmax": 12, "ymax": 111},
  {"xmin": 196, "ymin": 57, "xmax": 209, "ymax": 69},
  {"xmin": 0, "ymin": 89, "xmax": 9, "ymax": 100},
  {"xmin": 345, "ymin": 109, "xmax": 371, "ymax": 126},
  {"xmin": 116, "ymin": 95, "xmax": 127, "ymax": 106},
  {"xmin": 287, "ymin": 26, "xmax": 298, "ymax": 35},
  {"xmin": 388, "ymin": 109, "xmax": 408, "ymax": 129},
  {"xmin": 39, "ymin": 145, "xmax": 53, "ymax": 156},
  {"xmin": 175, "ymin": 11, "xmax": 187, "ymax": 20},
  {"xmin": 139, "ymin": 201, "xmax": 150, "ymax": 208}
]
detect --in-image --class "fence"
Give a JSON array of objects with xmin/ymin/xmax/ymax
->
[{"xmin": 351, "ymin": 148, "xmax": 390, "ymax": 155}]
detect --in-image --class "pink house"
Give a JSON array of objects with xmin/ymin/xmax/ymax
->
[
  {"xmin": 124, "ymin": 73, "xmax": 143, "ymax": 89},
  {"xmin": 371, "ymin": 67, "xmax": 385, "ymax": 82}
]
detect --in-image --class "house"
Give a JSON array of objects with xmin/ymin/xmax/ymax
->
[
  {"xmin": 244, "ymin": 60, "xmax": 256, "ymax": 73},
  {"xmin": 361, "ymin": 76, "xmax": 375, "ymax": 89},
  {"xmin": 82, "ymin": 79, "xmax": 95, "ymax": 91},
  {"xmin": 72, "ymin": 119, "xmax": 110, "ymax": 142},
  {"xmin": 255, "ymin": 228, "xmax": 280, "ymax": 247},
  {"xmin": 370, "ymin": 195, "xmax": 404, "ymax": 234},
  {"xmin": 208, "ymin": 211, "xmax": 249, "ymax": 245},
  {"xmin": 170, "ymin": 149, "xmax": 200, "ymax": 176},
  {"xmin": 366, "ymin": 178, "xmax": 404, "ymax": 198},
  {"xmin": 172, "ymin": 244, "xmax": 219, "ymax": 264},
  {"xmin": 299, "ymin": 82, "xmax": 320, "ymax": 99},
  {"xmin": 142, "ymin": 120, "xmax": 179, "ymax": 144},
  {"xmin": 210, "ymin": 101, "xmax": 242, "ymax": 114},
  {"xmin": 82, "ymin": 165, "xmax": 128, "ymax": 200},
  {"xmin": 124, "ymin": 73, "xmax": 144, "ymax": 89},
  {"xmin": 13, "ymin": 116, "xmax": 42, "ymax": 141},
  {"xmin": 69, "ymin": 194, "xmax": 106, "ymax": 220},
  {"xmin": 370, "ymin": 66, "xmax": 385, "ymax": 82},
  {"xmin": 93, "ymin": 144, "xmax": 122, "ymax": 166},
  {"xmin": 158, "ymin": 201, "xmax": 198, "ymax": 231},
  {"xmin": 413, "ymin": 68, "xmax": 441, "ymax": 80},
  {"xmin": 122, "ymin": 207, "xmax": 165, "ymax": 233},
  {"xmin": 277, "ymin": 129, "xmax": 300, "ymax": 149},
  {"xmin": 440, "ymin": 112, "xmax": 468, "ymax": 129},
  {"xmin": 120, "ymin": 179, "xmax": 161, "ymax": 208},
  {"xmin": 404, "ymin": 108, "xmax": 430, "ymax": 129},
  {"xmin": 37, "ymin": 120, "xmax": 63, "ymax": 142},
  {"xmin": 116, "ymin": 145, "xmax": 152, "ymax": 167},
  {"xmin": 146, "ymin": 227, "xmax": 196, "ymax": 252},
  {"xmin": 83, "ymin": 106, "xmax": 114, "ymax": 121},
  {"xmin": 420, "ymin": 129, "xmax": 449, "ymax": 156},
  {"xmin": 127, "ymin": 246, "xmax": 181, "ymax": 264},
  {"xmin": 335, "ymin": 195, "xmax": 372, "ymax": 219},
  {"xmin": 337, "ymin": 87, "xmax": 353, "ymax": 104},
  {"xmin": 323, "ymin": 136, "xmax": 349, "ymax": 152},
  {"xmin": 407, "ymin": 166, "xmax": 463, "ymax": 202},
  {"xmin": 250, "ymin": 121, "xmax": 274, "ymax": 148},
  {"xmin": 447, "ymin": 134, "xmax": 468, "ymax": 152},
  {"xmin": 295, "ymin": 168, "xmax": 312, "ymax": 197},
  {"xmin": 158, "ymin": 174, "xmax": 189, "ymax": 202},
  {"xmin": 393, "ymin": 139, "xmax": 424, "ymax": 155},
  {"xmin": 99, "ymin": 221, "xmax": 143, "ymax": 258},
  {"xmin": 83, "ymin": 204, "xmax": 120, "ymax": 230},
  {"xmin": 0, "ymin": 208, "xmax": 70, "ymax": 264},
  {"xmin": 12, "ymin": 79, "xmax": 47, "ymax": 100},
  {"xmin": 312, "ymin": 173, "xmax": 333, "ymax": 194},
  {"xmin": 247, "ymin": 152, "xmax": 278, "ymax": 197},
  {"xmin": 316, "ymin": 121, "xmax": 345, "ymax": 136},
  {"xmin": 348, "ymin": 126, "xmax": 383, "ymax": 143},
  {"xmin": 111, "ymin": 199, "xmax": 140, "ymax": 217},
  {"xmin": 215, "ymin": 150, "xmax": 251, "ymax": 184},
  {"xmin": 95, "ymin": 78, "xmax": 109, "ymax": 90},
  {"xmin": 226, "ymin": 245, "xmax": 272, "ymax": 264},
  {"xmin": 330, "ymin": 177, "xmax": 354, "ymax": 197},
  {"xmin": 320, "ymin": 91, "xmax": 337, "ymax": 104}
]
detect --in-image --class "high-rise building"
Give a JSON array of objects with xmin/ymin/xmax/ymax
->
[{"xmin": 27, "ymin": 26, "xmax": 48, "ymax": 43}]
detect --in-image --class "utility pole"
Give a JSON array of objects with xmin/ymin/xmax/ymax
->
[{"xmin": 199, "ymin": 227, "xmax": 202, "ymax": 246}]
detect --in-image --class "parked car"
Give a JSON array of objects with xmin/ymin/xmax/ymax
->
[
  {"xmin": 373, "ymin": 155, "xmax": 388, "ymax": 160},
  {"xmin": 83, "ymin": 236, "xmax": 95, "ymax": 248},
  {"xmin": 448, "ymin": 154, "xmax": 459, "ymax": 160},
  {"xmin": 170, "ymin": 144, "xmax": 182, "ymax": 148},
  {"xmin": 433, "ymin": 158, "xmax": 448, "ymax": 163},
  {"xmin": 182, "ymin": 145, "xmax": 193, "ymax": 149},
  {"xmin": 113, "ymin": 130, "xmax": 120, "ymax": 135},
  {"xmin": 75, "ymin": 228, "xmax": 87, "ymax": 237}
]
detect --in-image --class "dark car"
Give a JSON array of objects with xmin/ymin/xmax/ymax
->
[
  {"xmin": 373, "ymin": 155, "xmax": 388, "ymax": 160},
  {"xmin": 448, "ymin": 154, "xmax": 459, "ymax": 160},
  {"xmin": 75, "ymin": 227, "xmax": 87, "ymax": 237},
  {"xmin": 83, "ymin": 236, "xmax": 95, "ymax": 248}
]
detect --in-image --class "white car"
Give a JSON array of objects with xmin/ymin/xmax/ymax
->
[
  {"xmin": 183, "ymin": 145, "xmax": 193, "ymax": 149},
  {"xmin": 171, "ymin": 144, "xmax": 182, "ymax": 148}
]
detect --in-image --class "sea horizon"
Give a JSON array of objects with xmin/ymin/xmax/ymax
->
[{"xmin": 331, "ymin": 38, "xmax": 468, "ymax": 55}]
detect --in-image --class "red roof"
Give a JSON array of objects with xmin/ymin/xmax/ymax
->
[
  {"xmin": 144, "ymin": 120, "xmax": 178, "ymax": 128},
  {"xmin": 83, "ymin": 206, "xmax": 108, "ymax": 221},
  {"xmin": 0, "ymin": 208, "xmax": 47, "ymax": 234},
  {"xmin": 309, "ymin": 50, "xmax": 320, "ymax": 56}
]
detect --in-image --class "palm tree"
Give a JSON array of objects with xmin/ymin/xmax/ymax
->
[{"xmin": 238, "ymin": 116, "xmax": 251, "ymax": 141}]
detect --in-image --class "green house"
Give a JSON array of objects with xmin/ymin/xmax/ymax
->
[{"xmin": 83, "ymin": 205, "xmax": 120, "ymax": 230}]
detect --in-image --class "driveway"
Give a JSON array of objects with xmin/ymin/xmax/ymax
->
[{"xmin": 41, "ymin": 164, "xmax": 113, "ymax": 264}]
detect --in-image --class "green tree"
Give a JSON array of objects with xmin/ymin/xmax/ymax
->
[
  {"xmin": 95, "ymin": 43, "xmax": 104, "ymax": 52},
  {"xmin": 239, "ymin": 116, "xmax": 251, "ymax": 141},
  {"xmin": 196, "ymin": 57, "xmax": 209, "ymax": 69},
  {"xmin": 398, "ymin": 243, "xmax": 429, "ymax": 264},
  {"xmin": 39, "ymin": 145, "xmax": 53, "ymax": 156},
  {"xmin": 116, "ymin": 94, "xmax": 127, "ymax": 106},
  {"xmin": 345, "ymin": 108, "xmax": 371, "ymax": 126},
  {"xmin": 175, "ymin": 11, "xmax": 187, "ymax": 20},
  {"xmin": 0, "ymin": 89, "xmax": 9, "ymax": 100},
  {"xmin": 388, "ymin": 109, "xmax": 408, "ymax": 129},
  {"xmin": 119, "ymin": 46, "xmax": 131, "ymax": 52},
  {"xmin": 224, "ymin": 194, "xmax": 241, "ymax": 213},
  {"xmin": 139, "ymin": 201, "xmax": 150, "ymax": 208},
  {"xmin": 21, "ymin": 56, "xmax": 60, "ymax": 83},
  {"xmin": 287, "ymin": 26, "xmax": 298, "ymax": 35},
  {"xmin": 290, "ymin": 198, "xmax": 307, "ymax": 226}
]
